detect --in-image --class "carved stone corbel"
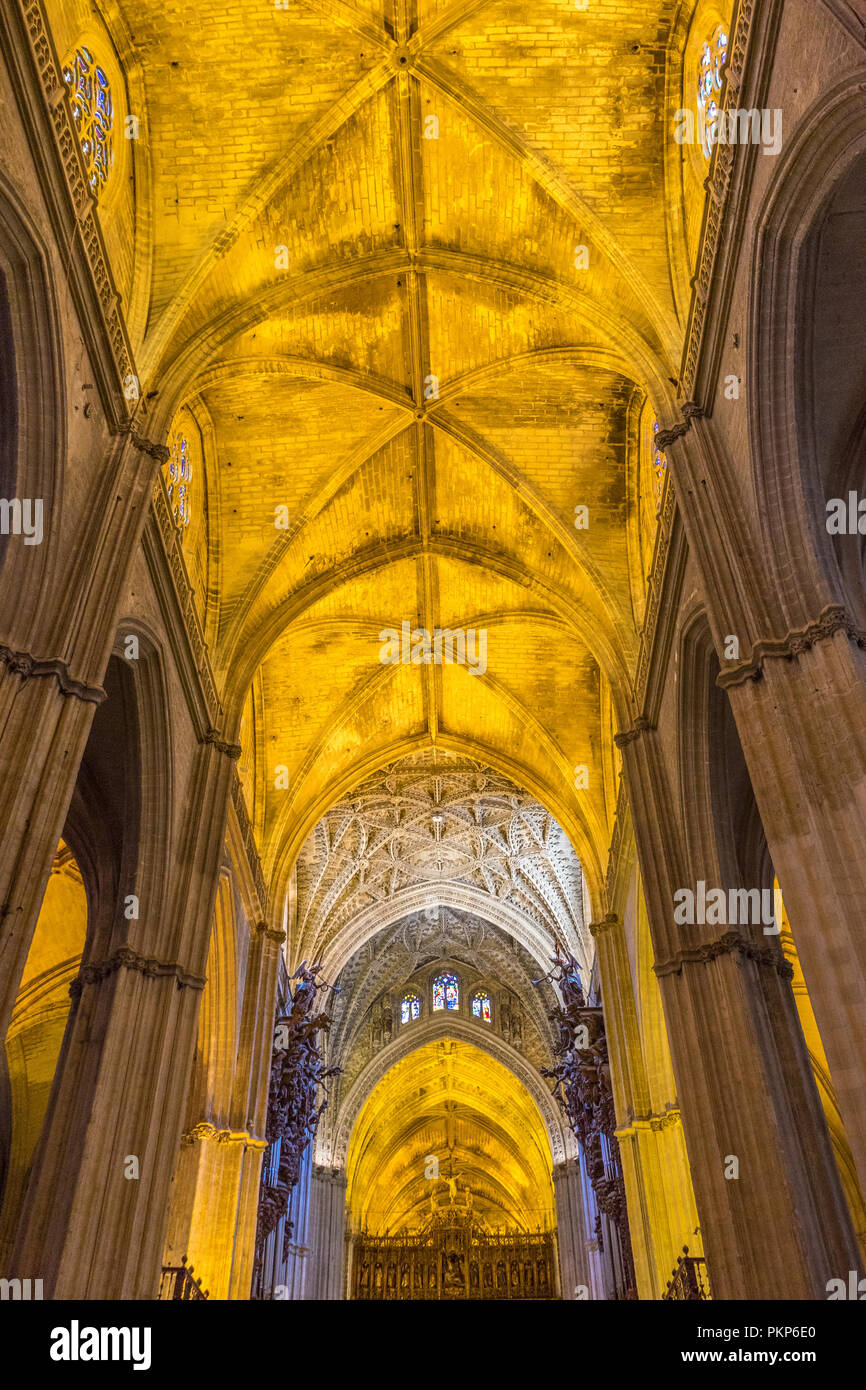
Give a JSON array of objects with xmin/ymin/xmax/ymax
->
[{"xmin": 201, "ymin": 728, "xmax": 243, "ymax": 759}]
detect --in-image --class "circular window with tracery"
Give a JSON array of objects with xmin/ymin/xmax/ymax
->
[
  {"xmin": 62, "ymin": 46, "xmax": 114, "ymax": 196},
  {"xmin": 697, "ymin": 25, "xmax": 729, "ymax": 159}
]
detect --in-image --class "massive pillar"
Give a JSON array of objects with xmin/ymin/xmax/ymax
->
[
  {"xmin": 0, "ymin": 662, "xmax": 100, "ymax": 1038},
  {"xmin": 720, "ymin": 631, "xmax": 866, "ymax": 1195},
  {"xmin": 278, "ymin": 1149, "xmax": 314, "ymax": 1300},
  {"xmin": 618, "ymin": 723, "xmax": 860, "ymax": 1299},
  {"xmin": 269, "ymin": 1156, "xmax": 348, "ymax": 1302},
  {"xmin": 9, "ymin": 737, "xmax": 236, "ymax": 1299},
  {"xmin": 616, "ymin": 1110, "xmax": 702, "ymax": 1299},
  {"xmin": 0, "ymin": 430, "xmax": 167, "ymax": 1043},
  {"xmin": 224, "ymin": 919, "xmax": 286, "ymax": 1299},
  {"xmin": 162, "ymin": 1126, "xmax": 267, "ymax": 1301},
  {"xmin": 577, "ymin": 1144, "xmax": 606, "ymax": 1300},
  {"xmin": 660, "ymin": 409, "xmax": 866, "ymax": 1227},
  {"xmin": 11, "ymin": 952, "xmax": 204, "ymax": 1299},
  {"xmin": 231, "ymin": 1140, "xmax": 270, "ymax": 1300}
]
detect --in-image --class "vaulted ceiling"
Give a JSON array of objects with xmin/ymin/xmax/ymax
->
[
  {"xmin": 44, "ymin": 0, "xmax": 715, "ymax": 1230},
  {"xmin": 50, "ymin": 0, "xmax": 710, "ymax": 908},
  {"xmin": 326, "ymin": 904, "xmax": 561, "ymax": 1079},
  {"xmin": 292, "ymin": 747, "xmax": 591, "ymax": 973},
  {"xmin": 297, "ymin": 748, "xmax": 588, "ymax": 1186},
  {"xmin": 345, "ymin": 1038, "xmax": 557, "ymax": 1232}
]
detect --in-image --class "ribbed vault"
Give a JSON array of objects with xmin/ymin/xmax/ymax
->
[
  {"xmin": 63, "ymin": 0, "xmax": 706, "ymax": 914},
  {"xmin": 306, "ymin": 749, "xmax": 585, "ymax": 1195},
  {"xmin": 345, "ymin": 1037, "xmax": 556, "ymax": 1233},
  {"xmin": 292, "ymin": 747, "xmax": 592, "ymax": 977}
]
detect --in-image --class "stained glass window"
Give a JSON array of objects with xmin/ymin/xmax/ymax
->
[
  {"xmin": 401, "ymin": 991, "xmax": 421, "ymax": 1025},
  {"xmin": 433, "ymin": 972, "xmax": 458, "ymax": 1012},
  {"xmin": 472, "ymin": 991, "xmax": 492, "ymax": 1023},
  {"xmin": 697, "ymin": 25, "xmax": 728, "ymax": 159},
  {"xmin": 167, "ymin": 431, "xmax": 192, "ymax": 529},
  {"xmin": 652, "ymin": 419, "xmax": 667, "ymax": 512},
  {"xmin": 62, "ymin": 47, "xmax": 113, "ymax": 196}
]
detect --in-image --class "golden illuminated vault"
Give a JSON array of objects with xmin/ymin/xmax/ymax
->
[{"xmin": 6, "ymin": 0, "xmax": 863, "ymax": 1319}]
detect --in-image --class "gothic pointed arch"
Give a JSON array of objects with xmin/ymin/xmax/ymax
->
[
  {"xmin": 0, "ymin": 177, "xmax": 64, "ymax": 636},
  {"xmin": 749, "ymin": 69, "xmax": 866, "ymax": 628}
]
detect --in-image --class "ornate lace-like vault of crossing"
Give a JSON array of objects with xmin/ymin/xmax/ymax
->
[{"xmin": 293, "ymin": 749, "xmax": 590, "ymax": 976}]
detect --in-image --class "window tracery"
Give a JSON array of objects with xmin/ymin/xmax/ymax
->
[
  {"xmin": 433, "ymin": 972, "xmax": 459, "ymax": 1012},
  {"xmin": 166, "ymin": 430, "xmax": 192, "ymax": 530},
  {"xmin": 62, "ymin": 46, "xmax": 113, "ymax": 196},
  {"xmin": 652, "ymin": 419, "xmax": 667, "ymax": 512},
  {"xmin": 401, "ymin": 991, "xmax": 421, "ymax": 1025},
  {"xmin": 697, "ymin": 25, "xmax": 728, "ymax": 159},
  {"xmin": 471, "ymin": 991, "xmax": 492, "ymax": 1023}
]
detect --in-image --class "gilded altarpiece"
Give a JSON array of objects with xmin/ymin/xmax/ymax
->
[{"xmin": 351, "ymin": 1184, "xmax": 556, "ymax": 1300}]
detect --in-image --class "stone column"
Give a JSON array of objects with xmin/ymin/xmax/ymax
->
[
  {"xmin": 161, "ymin": 898, "xmax": 282, "ymax": 1301},
  {"xmin": 591, "ymin": 911, "xmax": 651, "ymax": 1301},
  {"xmin": 577, "ymin": 1144, "xmax": 606, "ymax": 1299},
  {"xmin": 0, "ymin": 659, "xmax": 101, "ymax": 1038},
  {"xmin": 592, "ymin": 911, "xmax": 701, "ymax": 1298},
  {"xmin": 231, "ymin": 923, "xmax": 286, "ymax": 1162},
  {"xmin": 615, "ymin": 1112, "xmax": 701, "ymax": 1299},
  {"xmin": 11, "ymin": 954, "xmax": 205, "ymax": 1299},
  {"xmin": 0, "ymin": 429, "xmax": 167, "ymax": 1042},
  {"xmin": 553, "ymin": 1159, "xmax": 593, "ymax": 1300},
  {"xmin": 306, "ymin": 1165, "xmax": 347, "ymax": 1299},
  {"xmin": 720, "ymin": 627, "xmax": 866, "ymax": 1195},
  {"xmin": 9, "ymin": 737, "xmax": 237, "ymax": 1299},
  {"xmin": 163, "ymin": 1125, "xmax": 265, "ymax": 1301},
  {"xmin": 230, "ymin": 1140, "xmax": 268, "ymax": 1299},
  {"xmin": 232, "ymin": 920, "xmax": 286, "ymax": 1298},
  {"xmin": 618, "ymin": 723, "xmax": 860, "ymax": 1299},
  {"xmin": 661, "ymin": 412, "xmax": 866, "ymax": 1220},
  {"xmin": 279, "ymin": 1150, "xmax": 314, "ymax": 1300}
]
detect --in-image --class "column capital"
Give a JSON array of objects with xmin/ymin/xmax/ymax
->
[
  {"xmin": 717, "ymin": 603, "xmax": 866, "ymax": 689},
  {"xmin": 613, "ymin": 717, "xmax": 654, "ymax": 749},
  {"xmin": 181, "ymin": 1121, "xmax": 218, "ymax": 1145},
  {"xmin": 180, "ymin": 1121, "xmax": 268, "ymax": 1148},
  {"xmin": 122, "ymin": 424, "xmax": 170, "ymax": 464},
  {"xmin": 255, "ymin": 921, "xmax": 286, "ymax": 944},
  {"xmin": 589, "ymin": 912, "xmax": 620, "ymax": 939},
  {"xmin": 653, "ymin": 931, "xmax": 793, "ymax": 981},
  {"xmin": 313, "ymin": 1164, "xmax": 347, "ymax": 1189},
  {"xmin": 0, "ymin": 643, "xmax": 105, "ymax": 704},
  {"xmin": 654, "ymin": 403, "xmax": 704, "ymax": 453},
  {"xmin": 616, "ymin": 1107, "xmax": 682, "ymax": 1140},
  {"xmin": 201, "ymin": 727, "xmax": 243, "ymax": 759},
  {"xmin": 70, "ymin": 946, "xmax": 206, "ymax": 997}
]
